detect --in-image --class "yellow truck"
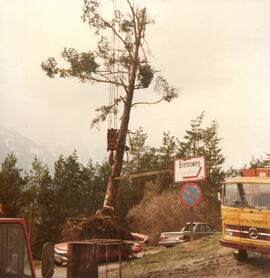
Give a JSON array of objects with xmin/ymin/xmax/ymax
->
[{"xmin": 220, "ymin": 169, "xmax": 270, "ymax": 260}]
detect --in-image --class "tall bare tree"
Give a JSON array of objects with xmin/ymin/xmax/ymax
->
[{"xmin": 41, "ymin": 0, "xmax": 178, "ymax": 212}]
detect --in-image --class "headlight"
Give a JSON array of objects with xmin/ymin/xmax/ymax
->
[{"xmin": 225, "ymin": 229, "xmax": 233, "ymax": 236}]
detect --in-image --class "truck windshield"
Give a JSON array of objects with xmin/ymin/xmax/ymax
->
[
  {"xmin": 0, "ymin": 223, "xmax": 33, "ymax": 278},
  {"xmin": 224, "ymin": 183, "xmax": 270, "ymax": 209}
]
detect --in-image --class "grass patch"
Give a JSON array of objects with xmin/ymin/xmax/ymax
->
[{"xmin": 122, "ymin": 234, "xmax": 221, "ymax": 277}]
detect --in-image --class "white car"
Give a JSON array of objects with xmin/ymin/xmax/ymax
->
[{"xmin": 159, "ymin": 222, "xmax": 216, "ymax": 247}]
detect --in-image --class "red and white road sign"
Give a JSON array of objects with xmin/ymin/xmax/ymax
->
[
  {"xmin": 174, "ymin": 156, "xmax": 206, "ymax": 183},
  {"xmin": 178, "ymin": 183, "xmax": 203, "ymax": 208}
]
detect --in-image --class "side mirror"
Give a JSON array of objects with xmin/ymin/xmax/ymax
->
[{"xmin": 41, "ymin": 242, "xmax": 54, "ymax": 278}]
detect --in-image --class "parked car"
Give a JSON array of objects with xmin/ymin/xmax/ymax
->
[
  {"xmin": 54, "ymin": 232, "xmax": 148, "ymax": 265},
  {"xmin": 158, "ymin": 222, "xmax": 216, "ymax": 247},
  {"xmin": 129, "ymin": 232, "xmax": 149, "ymax": 253}
]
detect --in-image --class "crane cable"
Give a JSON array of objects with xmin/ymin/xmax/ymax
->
[
  {"xmin": 108, "ymin": 0, "xmax": 120, "ymax": 130},
  {"xmin": 107, "ymin": 0, "xmax": 121, "ymax": 162}
]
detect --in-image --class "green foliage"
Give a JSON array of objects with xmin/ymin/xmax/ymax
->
[
  {"xmin": 23, "ymin": 157, "xmax": 54, "ymax": 257},
  {"xmin": 154, "ymin": 76, "xmax": 179, "ymax": 103},
  {"xmin": 155, "ymin": 132, "xmax": 176, "ymax": 190},
  {"xmin": 178, "ymin": 112, "xmax": 205, "ymax": 157},
  {"xmin": 225, "ymin": 167, "xmax": 241, "ymax": 178},
  {"xmin": 124, "ymin": 127, "xmax": 148, "ymax": 172},
  {"xmin": 115, "ymin": 181, "xmax": 144, "ymax": 219},
  {"xmin": 50, "ymin": 151, "xmax": 107, "ymax": 240},
  {"xmin": 0, "ymin": 153, "xmax": 25, "ymax": 217},
  {"xmin": 0, "ymin": 151, "xmax": 109, "ymax": 258},
  {"xmin": 125, "ymin": 128, "xmax": 176, "ymax": 174},
  {"xmin": 53, "ymin": 154, "xmax": 107, "ymax": 252},
  {"xmin": 81, "ymin": 159, "xmax": 109, "ymax": 214},
  {"xmin": 250, "ymin": 156, "xmax": 270, "ymax": 168},
  {"xmin": 137, "ymin": 64, "xmax": 154, "ymax": 88},
  {"xmin": 42, "ymin": 47, "xmax": 100, "ymax": 80},
  {"xmin": 158, "ymin": 132, "xmax": 176, "ymax": 169},
  {"xmin": 53, "ymin": 152, "xmax": 84, "ymax": 219}
]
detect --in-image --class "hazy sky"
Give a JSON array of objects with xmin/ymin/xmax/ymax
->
[{"xmin": 0, "ymin": 0, "xmax": 269, "ymax": 169}]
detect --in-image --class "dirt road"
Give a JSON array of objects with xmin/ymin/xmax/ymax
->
[{"xmin": 37, "ymin": 262, "xmax": 122, "ymax": 278}]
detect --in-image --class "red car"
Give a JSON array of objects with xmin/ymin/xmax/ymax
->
[{"xmin": 54, "ymin": 233, "xmax": 148, "ymax": 265}]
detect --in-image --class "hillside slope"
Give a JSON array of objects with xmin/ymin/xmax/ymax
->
[{"xmin": 122, "ymin": 235, "xmax": 270, "ymax": 278}]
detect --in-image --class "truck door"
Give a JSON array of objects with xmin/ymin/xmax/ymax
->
[
  {"xmin": 0, "ymin": 222, "xmax": 35, "ymax": 278},
  {"xmin": 222, "ymin": 183, "xmax": 241, "ymax": 243}
]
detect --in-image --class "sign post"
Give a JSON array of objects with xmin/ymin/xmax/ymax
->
[
  {"xmin": 175, "ymin": 157, "xmax": 206, "ymax": 241},
  {"xmin": 190, "ymin": 207, "xmax": 194, "ymax": 241},
  {"xmin": 178, "ymin": 182, "xmax": 203, "ymax": 240}
]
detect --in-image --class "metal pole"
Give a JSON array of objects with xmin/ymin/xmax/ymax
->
[
  {"xmin": 190, "ymin": 147, "xmax": 196, "ymax": 241},
  {"xmin": 190, "ymin": 207, "xmax": 194, "ymax": 241},
  {"xmin": 106, "ymin": 245, "xmax": 109, "ymax": 278},
  {"xmin": 119, "ymin": 243, "xmax": 122, "ymax": 278}
]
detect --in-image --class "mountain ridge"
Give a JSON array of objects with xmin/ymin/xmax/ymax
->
[{"xmin": 0, "ymin": 128, "xmax": 55, "ymax": 171}]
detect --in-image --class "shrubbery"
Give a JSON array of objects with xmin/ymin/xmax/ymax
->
[{"xmin": 127, "ymin": 182, "xmax": 221, "ymax": 244}]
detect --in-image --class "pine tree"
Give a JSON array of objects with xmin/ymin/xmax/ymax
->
[
  {"xmin": 177, "ymin": 112, "xmax": 205, "ymax": 157},
  {"xmin": 158, "ymin": 132, "xmax": 177, "ymax": 169},
  {"xmin": 53, "ymin": 152, "xmax": 84, "ymax": 221},
  {"xmin": 41, "ymin": 0, "xmax": 178, "ymax": 212},
  {"xmin": 203, "ymin": 120, "xmax": 225, "ymax": 192},
  {"xmin": 0, "ymin": 153, "xmax": 25, "ymax": 217},
  {"xmin": 81, "ymin": 159, "xmax": 108, "ymax": 214},
  {"xmin": 124, "ymin": 127, "xmax": 148, "ymax": 173},
  {"xmin": 25, "ymin": 157, "xmax": 54, "ymax": 257}
]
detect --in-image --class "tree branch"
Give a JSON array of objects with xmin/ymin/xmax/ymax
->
[
  {"xmin": 120, "ymin": 95, "xmax": 127, "ymax": 105},
  {"xmin": 120, "ymin": 78, "xmax": 129, "ymax": 94},
  {"xmin": 85, "ymin": 72, "xmax": 124, "ymax": 87},
  {"xmin": 132, "ymin": 93, "xmax": 165, "ymax": 107},
  {"xmin": 126, "ymin": 0, "xmax": 138, "ymax": 39},
  {"xmin": 101, "ymin": 17, "xmax": 134, "ymax": 61}
]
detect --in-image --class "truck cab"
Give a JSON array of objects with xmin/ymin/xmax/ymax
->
[
  {"xmin": 0, "ymin": 218, "xmax": 54, "ymax": 278},
  {"xmin": 220, "ymin": 168, "xmax": 270, "ymax": 260}
]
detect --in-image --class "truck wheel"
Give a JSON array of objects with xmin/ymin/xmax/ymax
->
[{"xmin": 234, "ymin": 249, "xmax": 248, "ymax": 261}]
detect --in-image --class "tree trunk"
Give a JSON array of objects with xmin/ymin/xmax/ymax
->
[
  {"xmin": 103, "ymin": 34, "xmax": 141, "ymax": 210},
  {"xmin": 103, "ymin": 76, "xmax": 136, "ymax": 209}
]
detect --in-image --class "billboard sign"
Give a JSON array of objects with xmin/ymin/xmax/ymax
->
[{"xmin": 174, "ymin": 156, "xmax": 206, "ymax": 183}]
